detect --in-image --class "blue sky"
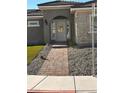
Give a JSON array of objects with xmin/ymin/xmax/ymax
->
[{"xmin": 27, "ymin": 0, "xmax": 92, "ymax": 9}]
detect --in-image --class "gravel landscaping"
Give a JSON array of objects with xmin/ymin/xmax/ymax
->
[
  {"xmin": 68, "ymin": 47, "xmax": 97, "ymax": 76},
  {"xmin": 27, "ymin": 44, "xmax": 97, "ymax": 76},
  {"xmin": 27, "ymin": 44, "xmax": 52, "ymax": 75}
]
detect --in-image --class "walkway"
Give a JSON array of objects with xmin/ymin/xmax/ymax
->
[
  {"xmin": 37, "ymin": 47, "xmax": 69, "ymax": 75},
  {"xmin": 27, "ymin": 75, "xmax": 97, "ymax": 93}
]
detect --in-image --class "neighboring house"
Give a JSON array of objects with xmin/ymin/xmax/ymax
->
[{"xmin": 27, "ymin": 0, "xmax": 97, "ymax": 46}]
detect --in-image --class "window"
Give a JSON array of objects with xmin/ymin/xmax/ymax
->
[
  {"xmin": 57, "ymin": 25, "xmax": 64, "ymax": 32},
  {"xmin": 89, "ymin": 14, "xmax": 97, "ymax": 33},
  {"xmin": 51, "ymin": 21, "xmax": 56, "ymax": 40},
  {"xmin": 51, "ymin": 22, "xmax": 56, "ymax": 33},
  {"xmin": 28, "ymin": 21, "xmax": 40, "ymax": 27},
  {"xmin": 93, "ymin": 15, "xmax": 97, "ymax": 32}
]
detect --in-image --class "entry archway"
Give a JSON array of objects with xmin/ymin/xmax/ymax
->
[{"xmin": 50, "ymin": 16, "xmax": 70, "ymax": 43}]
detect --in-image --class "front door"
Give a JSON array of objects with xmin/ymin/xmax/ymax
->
[
  {"xmin": 51, "ymin": 20, "xmax": 67, "ymax": 42},
  {"xmin": 56, "ymin": 20, "xmax": 66, "ymax": 42}
]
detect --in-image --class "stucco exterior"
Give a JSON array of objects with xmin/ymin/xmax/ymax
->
[
  {"xmin": 27, "ymin": 0, "xmax": 97, "ymax": 46},
  {"xmin": 74, "ymin": 11, "xmax": 97, "ymax": 46},
  {"xmin": 42, "ymin": 9, "xmax": 70, "ymax": 43},
  {"xmin": 27, "ymin": 18, "xmax": 44, "ymax": 45}
]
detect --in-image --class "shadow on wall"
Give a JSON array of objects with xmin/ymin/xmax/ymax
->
[{"xmin": 27, "ymin": 41, "xmax": 46, "ymax": 46}]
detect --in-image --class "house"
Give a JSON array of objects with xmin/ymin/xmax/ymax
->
[{"xmin": 27, "ymin": 0, "xmax": 97, "ymax": 46}]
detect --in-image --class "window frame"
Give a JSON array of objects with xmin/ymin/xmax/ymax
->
[
  {"xmin": 27, "ymin": 21, "xmax": 40, "ymax": 27},
  {"xmin": 89, "ymin": 14, "xmax": 97, "ymax": 33},
  {"xmin": 51, "ymin": 21, "xmax": 56, "ymax": 40}
]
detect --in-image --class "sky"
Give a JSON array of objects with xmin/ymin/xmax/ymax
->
[{"xmin": 27, "ymin": 0, "xmax": 92, "ymax": 9}]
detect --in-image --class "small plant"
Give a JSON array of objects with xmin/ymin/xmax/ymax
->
[{"xmin": 68, "ymin": 40, "xmax": 75, "ymax": 47}]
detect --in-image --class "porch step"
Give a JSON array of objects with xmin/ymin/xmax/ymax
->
[{"xmin": 52, "ymin": 44, "xmax": 68, "ymax": 48}]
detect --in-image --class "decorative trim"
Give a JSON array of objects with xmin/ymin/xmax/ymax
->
[
  {"xmin": 71, "ymin": 7, "xmax": 97, "ymax": 11},
  {"xmin": 27, "ymin": 16, "xmax": 43, "ymax": 19}
]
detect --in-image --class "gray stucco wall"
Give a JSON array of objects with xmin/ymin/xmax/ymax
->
[
  {"xmin": 27, "ymin": 9, "xmax": 97, "ymax": 46},
  {"xmin": 42, "ymin": 9, "xmax": 70, "ymax": 43},
  {"xmin": 75, "ymin": 12, "xmax": 97, "ymax": 46},
  {"xmin": 27, "ymin": 18, "xmax": 44, "ymax": 45}
]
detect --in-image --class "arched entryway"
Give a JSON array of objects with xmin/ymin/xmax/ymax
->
[{"xmin": 50, "ymin": 16, "xmax": 70, "ymax": 43}]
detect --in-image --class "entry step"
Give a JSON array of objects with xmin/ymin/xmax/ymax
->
[{"xmin": 52, "ymin": 44, "xmax": 68, "ymax": 48}]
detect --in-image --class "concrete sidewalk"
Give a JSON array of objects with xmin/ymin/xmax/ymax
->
[{"xmin": 27, "ymin": 75, "xmax": 97, "ymax": 93}]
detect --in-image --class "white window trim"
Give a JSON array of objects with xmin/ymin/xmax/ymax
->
[
  {"xmin": 28, "ymin": 21, "xmax": 40, "ymax": 27},
  {"xmin": 88, "ymin": 14, "xmax": 97, "ymax": 33}
]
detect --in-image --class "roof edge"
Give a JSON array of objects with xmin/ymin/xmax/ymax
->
[{"xmin": 37, "ymin": 1, "xmax": 82, "ymax": 6}]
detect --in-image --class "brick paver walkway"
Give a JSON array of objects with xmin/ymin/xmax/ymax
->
[{"xmin": 37, "ymin": 48, "xmax": 69, "ymax": 75}]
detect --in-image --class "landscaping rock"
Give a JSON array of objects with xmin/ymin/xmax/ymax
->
[
  {"xmin": 27, "ymin": 44, "xmax": 52, "ymax": 75},
  {"xmin": 68, "ymin": 47, "xmax": 97, "ymax": 76}
]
